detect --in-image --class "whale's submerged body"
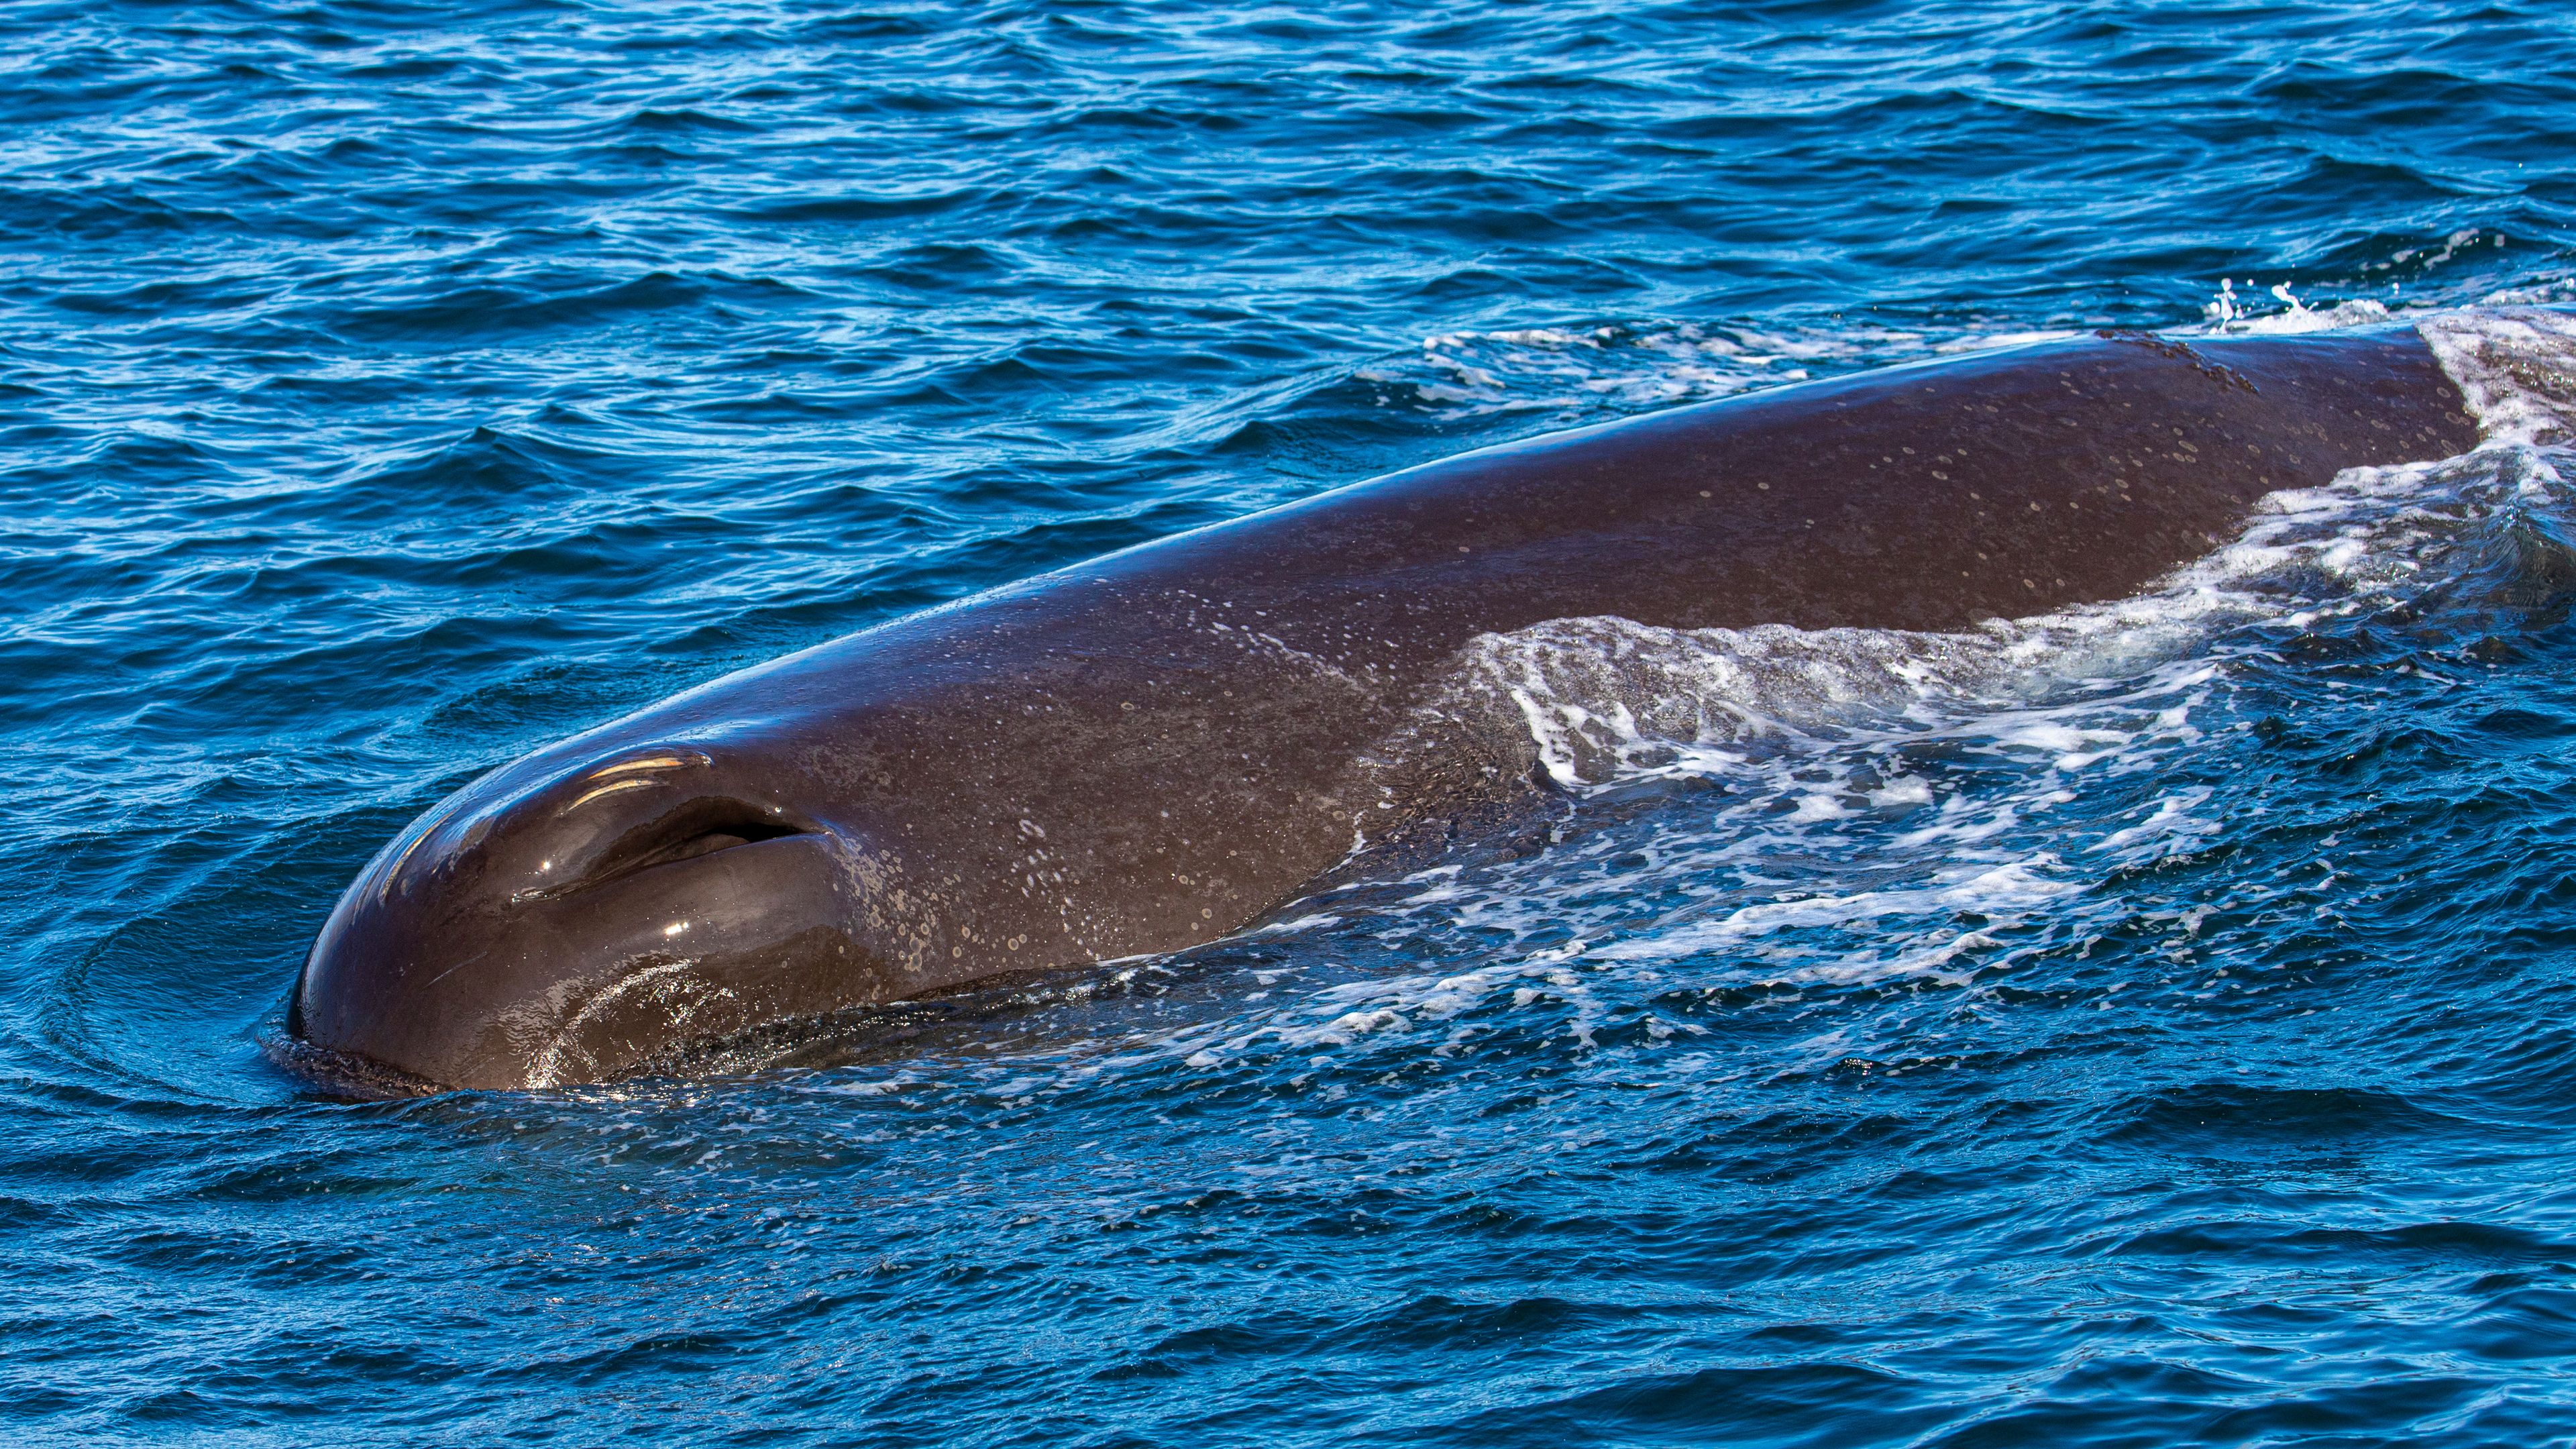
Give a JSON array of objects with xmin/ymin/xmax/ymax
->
[{"xmin": 292, "ymin": 323, "xmax": 2494, "ymax": 1090}]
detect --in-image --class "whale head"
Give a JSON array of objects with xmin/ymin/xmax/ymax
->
[{"xmin": 292, "ymin": 737, "xmax": 886, "ymax": 1091}]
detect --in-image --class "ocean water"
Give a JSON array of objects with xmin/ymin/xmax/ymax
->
[{"xmin": 9, "ymin": 0, "xmax": 2576, "ymax": 1442}]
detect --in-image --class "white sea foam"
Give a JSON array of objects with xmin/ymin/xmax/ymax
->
[
  {"xmin": 2419, "ymin": 305, "xmax": 2576, "ymax": 448},
  {"xmin": 2484, "ymin": 277, "xmax": 2576, "ymax": 307},
  {"xmin": 2202, "ymin": 278, "xmax": 2394, "ymax": 334}
]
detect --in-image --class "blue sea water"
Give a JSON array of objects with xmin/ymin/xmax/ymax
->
[{"xmin": 9, "ymin": 0, "xmax": 2576, "ymax": 1441}]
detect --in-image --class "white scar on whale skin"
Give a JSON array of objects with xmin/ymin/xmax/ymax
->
[{"xmin": 521, "ymin": 957, "xmax": 741, "ymax": 1089}]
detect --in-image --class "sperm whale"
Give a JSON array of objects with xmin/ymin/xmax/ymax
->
[{"xmin": 292, "ymin": 323, "xmax": 2481, "ymax": 1089}]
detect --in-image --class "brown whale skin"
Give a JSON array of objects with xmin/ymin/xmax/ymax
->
[{"xmin": 292, "ymin": 325, "xmax": 2478, "ymax": 1089}]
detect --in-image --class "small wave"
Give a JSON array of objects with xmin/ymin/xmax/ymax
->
[{"xmin": 1370, "ymin": 320, "xmax": 1945, "ymax": 417}]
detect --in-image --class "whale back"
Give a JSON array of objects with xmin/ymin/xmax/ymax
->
[{"xmin": 293, "ymin": 325, "xmax": 2482, "ymax": 1089}]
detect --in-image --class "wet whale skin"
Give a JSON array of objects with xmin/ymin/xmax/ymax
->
[{"xmin": 294, "ymin": 325, "xmax": 2479, "ymax": 1089}]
